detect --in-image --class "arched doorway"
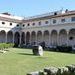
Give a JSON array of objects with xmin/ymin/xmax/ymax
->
[
  {"xmin": 31, "ymin": 31, "xmax": 36, "ymax": 45},
  {"xmin": 37, "ymin": 31, "xmax": 42, "ymax": 45},
  {"xmin": 7, "ymin": 31, "xmax": 13, "ymax": 43},
  {"xmin": 43, "ymin": 30, "xmax": 49, "ymax": 46},
  {"xmin": 59, "ymin": 29, "xmax": 67, "ymax": 46},
  {"xmin": 21, "ymin": 32, "xmax": 25, "ymax": 45},
  {"xmin": 69, "ymin": 29, "xmax": 75, "ymax": 46},
  {"xmin": 26, "ymin": 32, "xmax": 30, "ymax": 45},
  {"xmin": 51, "ymin": 30, "xmax": 57, "ymax": 46},
  {"xmin": 0, "ymin": 30, "xmax": 6, "ymax": 43},
  {"xmin": 14, "ymin": 32, "xmax": 20, "ymax": 45}
]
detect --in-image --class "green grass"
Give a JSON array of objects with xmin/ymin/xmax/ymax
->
[{"xmin": 0, "ymin": 48, "xmax": 75, "ymax": 75}]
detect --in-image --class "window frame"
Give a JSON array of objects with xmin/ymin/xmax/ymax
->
[
  {"xmin": 71, "ymin": 17, "xmax": 75, "ymax": 21},
  {"xmin": 61, "ymin": 18, "xmax": 65, "ymax": 23},
  {"xmin": 17, "ymin": 24, "xmax": 19, "ymax": 27},
  {"xmin": 45, "ymin": 21, "xmax": 49, "ymax": 24},
  {"xmin": 38, "ymin": 21, "xmax": 41, "ymax": 25},
  {"xmin": 2, "ymin": 22, "xmax": 5, "ymax": 25},
  {"xmin": 32, "ymin": 23, "xmax": 35, "ymax": 26},
  {"xmin": 27, "ymin": 23, "xmax": 30, "ymax": 26},
  {"xmin": 23, "ymin": 24, "xmax": 25, "ymax": 27},
  {"xmin": 53, "ymin": 19, "xmax": 56, "ymax": 24},
  {"xmin": 10, "ymin": 23, "xmax": 12, "ymax": 26}
]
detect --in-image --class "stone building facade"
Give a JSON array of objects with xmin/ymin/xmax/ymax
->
[{"xmin": 0, "ymin": 10, "xmax": 75, "ymax": 47}]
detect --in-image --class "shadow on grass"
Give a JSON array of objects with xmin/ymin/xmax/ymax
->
[{"xmin": 18, "ymin": 53, "xmax": 36, "ymax": 56}]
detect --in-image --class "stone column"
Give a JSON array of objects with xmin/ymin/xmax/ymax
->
[
  {"xmin": 19, "ymin": 32, "xmax": 21, "ymax": 46},
  {"xmin": 49, "ymin": 33, "xmax": 51, "ymax": 46},
  {"xmin": 29, "ymin": 33, "xmax": 31, "ymax": 45},
  {"xmin": 25, "ymin": 33, "xmax": 26, "ymax": 45},
  {"xmin": 50, "ymin": 33, "xmax": 52, "ymax": 46},
  {"xmin": 57, "ymin": 31, "xmax": 59, "ymax": 46},
  {"xmin": 42, "ymin": 32, "xmax": 44, "ymax": 42},
  {"xmin": 6, "ymin": 33, "xmax": 7, "ymax": 43},
  {"xmin": 67, "ymin": 31, "xmax": 69, "ymax": 46},
  {"xmin": 35, "ymin": 33, "xmax": 37, "ymax": 45},
  {"xmin": 13, "ymin": 33, "xmax": 14, "ymax": 44},
  {"xmin": 57, "ymin": 34, "xmax": 59, "ymax": 46}
]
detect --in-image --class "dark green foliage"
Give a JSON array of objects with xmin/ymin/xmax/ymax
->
[
  {"xmin": 0, "ymin": 43, "xmax": 14, "ymax": 50},
  {"xmin": 56, "ymin": 46, "xmax": 72, "ymax": 52},
  {"xmin": 14, "ymin": 43, "xmax": 19, "ymax": 47}
]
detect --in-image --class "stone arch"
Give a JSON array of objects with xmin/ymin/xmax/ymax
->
[
  {"xmin": 0, "ymin": 30, "xmax": 6, "ymax": 43},
  {"xmin": 26, "ymin": 31, "xmax": 30, "ymax": 45},
  {"xmin": 37, "ymin": 31, "xmax": 42, "ymax": 44},
  {"xmin": 59, "ymin": 29, "xmax": 67, "ymax": 46},
  {"xmin": 21, "ymin": 32, "xmax": 25, "ymax": 44},
  {"xmin": 31, "ymin": 31, "xmax": 36, "ymax": 45},
  {"xmin": 14, "ymin": 32, "xmax": 20, "ymax": 45},
  {"xmin": 68, "ymin": 29, "xmax": 75, "ymax": 46},
  {"xmin": 51, "ymin": 30, "xmax": 58, "ymax": 46},
  {"xmin": 7, "ymin": 31, "xmax": 13, "ymax": 43},
  {"xmin": 43, "ymin": 30, "xmax": 49, "ymax": 46}
]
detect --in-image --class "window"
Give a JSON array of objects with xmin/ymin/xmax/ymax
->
[
  {"xmin": 45, "ymin": 21, "xmax": 49, "ymax": 24},
  {"xmin": 38, "ymin": 21, "xmax": 41, "ymax": 25},
  {"xmin": 54, "ymin": 12, "xmax": 57, "ymax": 15},
  {"xmin": 53, "ymin": 19, "xmax": 56, "ymax": 24},
  {"xmin": 2, "ymin": 22, "xmax": 5, "ymax": 24},
  {"xmin": 17, "ymin": 24, "xmax": 19, "ymax": 27},
  {"xmin": 32, "ymin": 23, "xmax": 35, "ymax": 26},
  {"xmin": 10, "ymin": 23, "xmax": 12, "ymax": 26},
  {"xmin": 61, "ymin": 19, "xmax": 65, "ymax": 22},
  {"xmin": 23, "ymin": 24, "xmax": 25, "ymax": 27},
  {"xmin": 27, "ymin": 23, "xmax": 30, "ymax": 26},
  {"xmin": 71, "ymin": 17, "xmax": 75, "ymax": 21}
]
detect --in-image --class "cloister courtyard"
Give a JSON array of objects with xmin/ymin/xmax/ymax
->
[{"xmin": 0, "ymin": 48, "xmax": 75, "ymax": 75}]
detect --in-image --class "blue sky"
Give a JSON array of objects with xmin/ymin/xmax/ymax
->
[{"xmin": 0, "ymin": 0, "xmax": 75, "ymax": 17}]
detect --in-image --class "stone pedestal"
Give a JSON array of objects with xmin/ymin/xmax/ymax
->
[
  {"xmin": 38, "ymin": 45, "xmax": 43, "ymax": 56},
  {"xmin": 32, "ymin": 45, "xmax": 43, "ymax": 56}
]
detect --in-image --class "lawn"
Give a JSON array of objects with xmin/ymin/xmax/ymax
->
[{"xmin": 0, "ymin": 48, "xmax": 75, "ymax": 75}]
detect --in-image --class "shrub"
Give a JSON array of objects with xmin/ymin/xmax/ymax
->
[
  {"xmin": 0, "ymin": 43, "xmax": 14, "ymax": 50},
  {"xmin": 56, "ymin": 46, "xmax": 72, "ymax": 52},
  {"xmin": 14, "ymin": 43, "xmax": 19, "ymax": 47}
]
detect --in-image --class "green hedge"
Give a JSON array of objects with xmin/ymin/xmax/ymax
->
[
  {"xmin": 56, "ymin": 46, "xmax": 72, "ymax": 52},
  {"xmin": 0, "ymin": 43, "xmax": 14, "ymax": 50}
]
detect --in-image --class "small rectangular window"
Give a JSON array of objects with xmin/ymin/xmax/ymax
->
[
  {"xmin": 53, "ymin": 19, "xmax": 56, "ymax": 24},
  {"xmin": 27, "ymin": 23, "xmax": 30, "ymax": 26},
  {"xmin": 23, "ymin": 24, "xmax": 25, "ymax": 27},
  {"xmin": 32, "ymin": 23, "xmax": 35, "ymax": 26},
  {"xmin": 38, "ymin": 21, "xmax": 41, "ymax": 25},
  {"xmin": 61, "ymin": 19, "xmax": 65, "ymax": 22},
  {"xmin": 71, "ymin": 17, "xmax": 75, "ymax": 21},
  {"xmin": 45, "ymin": 21, "xmax": 49, "ymax": 24}
]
